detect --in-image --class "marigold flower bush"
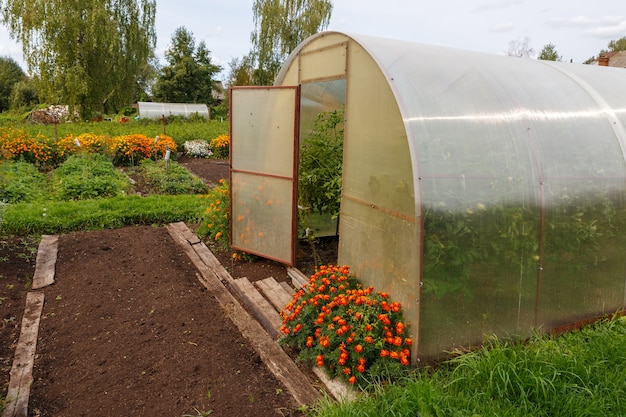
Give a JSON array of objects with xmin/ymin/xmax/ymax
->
[
  {"xmin": 196, "ymin": 179, "xmax": 230, "ymax": 246},
  {"xmin": 108, "ymin": 134, "xmax": 177, "ymax": 165},
  {"xmin": 279, "ymin": 265, "xmax": 413, "ymax": 388},
  {"xmin": 56, "ymin": 133, "xmax": 109, "ymax": 161},
  {"xmin": 209, "ymin": 134, "xmax": 229, "ymax": 159},
  {"xmin": 0, "ymin": 127, "xmax": 52, "ymax": 165}
]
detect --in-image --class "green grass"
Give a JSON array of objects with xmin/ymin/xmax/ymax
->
[
  {"xmin": 0, "ymin": 194, "xmax": 205, "ymax": 235},
  {"xmin": 310, "ymin": 316, "xmax": 626, "ymax": 417}
]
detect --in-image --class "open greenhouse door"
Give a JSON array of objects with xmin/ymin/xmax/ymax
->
[{"xmin": 229, "ymin": 86, "xmax": 300, "ymax": 266}]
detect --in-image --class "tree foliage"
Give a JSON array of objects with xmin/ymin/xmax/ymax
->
[
  {"xmin": 538, "ymin": 43, "xmax": 562, "ymax": 62},
  {"xmin": 0, "ymin": 56, "xmax": 25, "ymax": 112},
  {"xmin": 152, "ymin": 27, "xmax": 222, "ymax": 106},
  {"xmin": 0, "ymin": 0, "xmax": 156, "ymax": 118},
  {"xmin": 250, "ymin": 0, "xmax": 332, "ymax": 84},
  {"xmin": 584, "ymin": 36, "xmax": 626, "ymax": 64},
  {"xmin": 506, "ymin": 36, "xmax": 535, "ymax": 58}
]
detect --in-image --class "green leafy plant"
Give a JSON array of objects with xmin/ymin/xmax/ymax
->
[
  {"xmin": 299, "ymin": 108, "xmax": 344, "ymax": 219},
  {"xmin": 0, "ymin": 160, "xmax": 48, "ymax": 203},
  {"xmin": 279, "ymin": 264, "xmax": 413, "ymax": 388},
  {"xmin": 51, "ymin": 153, "xmax": 130, "ymax": 200},
  {"xmin": 137, "ymin": 159, "xmax": 208, "ymax": 195},
  {"xmin": 196, "ymin": 179, "xmax": 230, "ymax": 247}
]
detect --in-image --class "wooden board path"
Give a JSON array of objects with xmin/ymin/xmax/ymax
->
[
  {"xmin": 3, "ymin": 292, "xmax": 45, "ymax": 417},
  {"xmin": 165, "ymin": 222, "xmax": 322, "ymax": 406},
  {"xmin": 31, "ymin": 235, "xmax": 58, "ymax": 290}
]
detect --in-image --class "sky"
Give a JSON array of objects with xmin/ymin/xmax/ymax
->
[{"xmin": 0, "ymin": 0, "xmax": 624, "ymax": 81}]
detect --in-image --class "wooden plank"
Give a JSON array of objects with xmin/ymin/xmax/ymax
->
[
  {"xmin": 167, "ymin": 221, "xmax": 201, "ymax": 245},
  {"xmin": 312, "ymin": 367, "xmax": 356, "ymax": 402},
  {"xmin": 232, "ymin": 278, "xmax": 283, "ymax": 337},
  {"xmin": 3, "ymin": 292, "xmax": 45, "ymax": 417},
  {"xmin": 166, "ymin": 223, "xmax": 321, "ymax": 406},
  {"xmin": 31, "ymin": 235, "xmax": 58, "ymax": 290},
  {"xmin": 280, "ymin": 281, "xmax": 294, "ymax": 295},
  {"xmin": 255, "ymin": 277, "xmax": 293, "ymax": 312},
  {"xmin": 287, "ymin": 267, "xmax": 309, "ymax": 289}
]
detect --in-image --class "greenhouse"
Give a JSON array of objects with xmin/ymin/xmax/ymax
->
[
  {"xmin": 229, "ymin": 31, "xmax": 626, "ymax": 363},
  {"xmin": 137, "ymin": 101, "xmax": 209, "ymax": 119}
]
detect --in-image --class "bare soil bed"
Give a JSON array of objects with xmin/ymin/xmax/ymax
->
[{"xmin": 0, "ymin": 156, "xmax": 336, "ymax": 416}]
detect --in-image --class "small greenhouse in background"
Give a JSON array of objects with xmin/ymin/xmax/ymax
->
[
  {"xmin": 137, "ymin": 101, "xmax": 209, "ymax": 119},
  {"xmin": 229, "ymin": 31, "xmax": 626, "ymax": 363}
]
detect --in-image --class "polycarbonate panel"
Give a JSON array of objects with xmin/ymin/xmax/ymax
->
[
  {"xmin": 539, "ymin": 179, "xmax": 626, "ymax": 327},
  {"xmin": 419, "ymin": 177, "xmax": 540, "ymax": 359},
  {"xmin": 230, "ymin": 87, "xmax": 298, "ymax": 265},
  {"xmin": 339, "ymin": 197, "xmax": 420, "ymax": 343},
  {"xmin": 231, "ymin": 172, "xmax": 294, "ymax": 263},
  {"xmin": 299, "ymin": 42, "xmax": 347, "ymax": 81},
  {"xmin": 231, "ymin": 88, "xmax": 297, "ymax": 178}
]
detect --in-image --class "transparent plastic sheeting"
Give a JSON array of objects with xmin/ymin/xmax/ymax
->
[
  {"xmin": 230, "ymin": 87, "xmax": 298, "ymax": 265},
  {"xmin": 137, "ymin": 102, "xmax": 209, "ymax": 119},
  {"xmin": 272, "ymin": 32, "xmax": 626, "ymax": 360}
]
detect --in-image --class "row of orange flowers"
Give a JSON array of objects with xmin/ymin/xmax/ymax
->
[
  {"xmin": 0, "ymin": 127, "xmax": 177, "ymax": 167},
  {"xmin": 279, "ymin": 264, "xmax": 413, "ymax": 387}
]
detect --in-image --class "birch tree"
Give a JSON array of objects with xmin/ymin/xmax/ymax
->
[
  {"xmin": 1, "ymin": 0, "xmax": 156, "ymax": 118},
  {"xmin": 250, "ymin": 0, "xmax": 332, "ymax": 84}
]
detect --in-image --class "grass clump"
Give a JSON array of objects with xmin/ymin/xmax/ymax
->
[
  {"xmin": 137, "ymin": 159, "xmax": 208, "ymax": 195},
  {"xmin": 310, "ymin": 316, "xmax": 626, "ymax": 417}
]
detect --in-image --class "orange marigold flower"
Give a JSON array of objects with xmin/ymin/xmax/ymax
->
[
  {"xmin": 380, "ymin": 349, "xmax": 389, "ymax": 357},
  {"xmin": 348, "ymin": 376, "xmax": 357, "ymax": 385},
  {"xmin": 342, "ymin": 367, "xmax": 351, "ymax": 375},
  {"xmin": 354, "ymin": 344, "xmax": 363, "ymax": 353}
]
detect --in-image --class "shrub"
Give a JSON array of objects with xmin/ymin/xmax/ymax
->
[
  {"xmin": 0, "ymin": 160, "xmax": 48, "ymax": 203},
  {"xmin": 279, "ymin": 265, "xmax": 413, "ymax": 388}
]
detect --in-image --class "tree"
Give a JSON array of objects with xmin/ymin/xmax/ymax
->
[
  {"xmin": 538, "ymin": 43, "xmax": 562, "ymax": 61},
  {"xmin": 153, "ymin": 27, "xmax": 222, "ymax": 106},
  {"xmin": 250, "ymin": 0, "xmax": 332, "ymax": 84},
  {"xmin": 1, "ymin": 0, "xmax": 156, "ymax": 119},
  {"xmin": 10, "ymin": 78, "xmax": 38, "ymax": 110},
  {"xmin": 584, "ymin": 36, "xmax": 626, "ymax": 64},
  {"xmin": 226, "ymin": 56, "xmax": 255, "ymax": 88},
  {"xmin": 506, "ymin": 36, "xmax": 535, "ymax": 58},
  {"xmin": 0, "ymin": 56, "xmax": 25, "ymax": 112}
]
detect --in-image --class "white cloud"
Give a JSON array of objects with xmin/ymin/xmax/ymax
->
[
  {"xmin": 547, "ymin": 15, "xmax": 623, "ymax": 28},
  {"xmin": 584, "ymin": 19, "xmax": 626, "ymax": 38},
  {"xmin": 472, "ymin": 0, "xmax": 524, "ymax": 13},
  {"xmin": 490, "ymin": 22, "xmax": 514, "ymax": 32}
]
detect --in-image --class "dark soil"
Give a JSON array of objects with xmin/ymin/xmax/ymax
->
[{"xmin": 0, "ymin": 156, "xmax": 338, "ymax": 416}]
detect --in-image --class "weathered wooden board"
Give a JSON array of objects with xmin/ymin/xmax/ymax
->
[
  {"xmin": 232, "ymin": 278, "xmax": 283, "ymax": 337},
  {"xmin": 3, "ymin": 291, "xmax": 45, "ymax": 417},
  {"xmin": 287, "ymin": 267, "xmax": 309, "ymax": 289},
  {"xmin": 166, "ymin": 222, "xmax": 321, "ymax": 406},
  {"xmin": 32, "ymin": 235, "xmax": 59, "ymax": 290},
  {"xmin": 255, "ymin": 277, "xmax": 293, "ymax": 312}
]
